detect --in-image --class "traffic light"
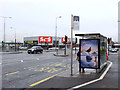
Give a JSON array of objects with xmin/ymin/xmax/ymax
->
[
  {"xmin": 2, "ymin": 41, "xmax": 4, "ymax": 47},
  {"xmin": 65, "ymin": 35, "xmax": 67, "ymax": 42},
  {"xmin": 75, "ymin": 38, "xmax": 77, "ymax": 43}
]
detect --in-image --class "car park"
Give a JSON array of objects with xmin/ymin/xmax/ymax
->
[{"xmin": 27, "ymin": 46, "xmax": 43, "ymax": 54}]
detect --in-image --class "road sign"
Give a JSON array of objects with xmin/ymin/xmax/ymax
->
[{"xmin": 73, "ymin": 16, "xmax": 79, "ymax": 30}]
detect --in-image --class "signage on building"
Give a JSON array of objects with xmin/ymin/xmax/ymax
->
[
  {"xmin": 39, "ymin": 36, "xmax": 52, "ymax": 43},
  {"xmin": 28, "ymin": 41, "xmax": 33, "ymax": 44},
  {"xmin": 62, "ymin": 37, "xmax": 69, "ymax": 43}
]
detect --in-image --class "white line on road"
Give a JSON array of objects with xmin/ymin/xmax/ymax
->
[
  {"xmin": 21, "ymin": 60, "xmax": 24, "ymax": 62},
  {"xmin": 36, "ymin": 58, "xmax": 39, "ymax": 60},
  {"xmin": 68, "ymin": 61, "xmax": 112, "ymax": 90}
]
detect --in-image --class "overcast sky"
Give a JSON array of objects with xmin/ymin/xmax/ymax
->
[{"xmin": 0, "ymin": 0, "xmax": 119, "ymax": 42}]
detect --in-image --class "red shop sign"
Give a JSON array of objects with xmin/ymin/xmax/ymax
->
[
  {"xmin": 39, "ymin": 36, "xmax": 52, "ymax": 43},
  {"xmin": 62, "ymin": 37, "xmax": 69, "ymax": 43}
]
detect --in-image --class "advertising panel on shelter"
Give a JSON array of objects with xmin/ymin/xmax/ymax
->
[
  {"xmin": 80, "ymin": 39, "xmax": 100, "ymax": 69},
  {"xmin": 39, "ymin": 36, "xmax": 52, "ymax": 43}
]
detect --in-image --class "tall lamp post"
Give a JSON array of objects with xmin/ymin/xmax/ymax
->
[
  {"xmin": 55, "ymin": 16, "xmax": 61, "ymax": 54},
  {"xmin": 0, "ymin": 16, "xmax": 12, "ymax": 48},
  {"xmin": 10, "ymin": 27, "xmax": 16, "ymax": 51}
]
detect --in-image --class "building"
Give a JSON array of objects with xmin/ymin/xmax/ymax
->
[{"xmin": 24, "ymin": 36, "xmax": 75, "ymax": 49}]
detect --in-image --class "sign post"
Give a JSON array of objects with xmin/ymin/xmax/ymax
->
[
  {"xmin": 71, "ymin": 15, "xmax": 73, "ymax": 76},
  {"xmin": 71, "ymin": 15, "xmax": 79, "ymax": 76}
]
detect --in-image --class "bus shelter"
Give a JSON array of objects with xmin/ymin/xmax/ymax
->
[{"xmin": 75, "ymin": 33, "xmax": 108, "ymax": 73}]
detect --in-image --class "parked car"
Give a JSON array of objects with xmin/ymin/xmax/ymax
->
[
  {"xmin": 19, "ymin": 46, "xmax": 27, "ymax": 49},
  {"xmin": 27, "ymin": 46, "xmax": 43, "ymax": 54},
  {"xmin": 115, "ymin": 48, "xmax": 119, "ymax": 51},
  {"xmin": 49, "ymin": 47, "xmax": 59, "ymax": 50},
  {"xmin": 73, "ymin": 47, "xmax": 79, "ymax": 50},
  {"xmin": 110, "ymin": 48, "xmax": 118, "ymax": 52}
]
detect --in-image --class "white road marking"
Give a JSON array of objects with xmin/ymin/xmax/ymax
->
[
  {"xmin": 68, "ymin": 61, "xmax": 112, "ymax": 90},
  {"xmin": 36, "ymin": 58, "xmax": 39, "ymax": 60},
  {"xmin": 21, "ymin": 60, "xmax": 23, "ymax": 62}
]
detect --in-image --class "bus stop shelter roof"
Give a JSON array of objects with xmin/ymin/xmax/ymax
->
[{"xmin": 75, "ymin": 33, "xmax": 107, "ymax": 39}]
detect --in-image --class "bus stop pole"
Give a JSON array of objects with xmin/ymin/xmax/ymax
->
[{"xmin": 71, "ymin": 14, "xmax": 73, "ymax": 76}]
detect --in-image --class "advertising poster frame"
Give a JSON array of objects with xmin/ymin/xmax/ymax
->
[{"xmin": 79, "ymin": 39, "xmax": 100, "ymax": 69}]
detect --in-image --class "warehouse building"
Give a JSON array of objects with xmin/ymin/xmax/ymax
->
[{"xmin": 24, "ymin": 36, "xmax": 76, "ymax": 49}]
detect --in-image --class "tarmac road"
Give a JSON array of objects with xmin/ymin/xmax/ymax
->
[
  {"xmin": 28, "ymin": 52, "xmax": 119, "ymax": 89},
  {"xmin": 1, "ymin": 51, "xmax": 119, "ymax": 89},
  {"xmin": 2, "ymin": 50, "xmax": 77, "ymax": 88}
]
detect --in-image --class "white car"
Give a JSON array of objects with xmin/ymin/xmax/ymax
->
[
  {"xmin": 110, "ymin": 48, "xmax": 118, "ymax": 52},
  {"xmin": 49, "ymin": 47, "xmax": 59, "ymax": 50},
  {"xmin": 19, "ymin": 46, "xmax": 28, "ymax": 49},
  {"xmin": 73, "ymin": 47, "xmax": 79, "ymax": 50}
]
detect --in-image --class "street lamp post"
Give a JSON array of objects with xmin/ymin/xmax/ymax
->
[
  {"xmin": 0, "ymin": 16, "xmax": 12, "ymax": 48},
  {"xmin": 55, "ymin": 16, "xmax": 61, "ymax": 55},
  {"xmin": 10, "ymin": 27, "xmax": 16, "ymax": 51}
]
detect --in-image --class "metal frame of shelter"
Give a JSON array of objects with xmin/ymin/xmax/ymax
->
[{"xmin": 75, "ymin": 33, "xmax": 108, "ymax": 73}]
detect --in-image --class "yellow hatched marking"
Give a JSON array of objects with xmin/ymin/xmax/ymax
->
[
  {"xmin": 28, "ymin": 67, "xmax": 36, "ymax": 70},
  {"xmin": 39, "ymin": 68, "xmax": 45, "ymax": 71},
  {"xmin": 47, "ymin": 69, "xmax": 53, "ymax": 72},
  {"xmin": 55, "ymin": 63, "xmax": 62, "ymax": 66}
]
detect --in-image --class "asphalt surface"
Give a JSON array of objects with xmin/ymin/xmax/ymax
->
[
  {"xmin": 2, "ymin": 50, "xmax": 77, "ymax": 88},
  {"xmin": 27, "ymin": 52, "xmax": 119, "ymax": 89},
  {"xmin": 1, "ymin": 51, "xmax": 119, "ymax": 90}
]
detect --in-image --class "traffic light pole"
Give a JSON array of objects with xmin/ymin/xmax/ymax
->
[
  {"xmin": 64, "ymin": 42, "xmax": 66, "ymax": 55},
  {"xmin": 75, "ymin": 45, "xmax": 76, "ymax": 54},
  {"xmin": 64, "ymin": 35, "xmax": 67, "ymax": 55},
  {"xmin": 75, "ymin": 38, "xmax": 77, "ymax": 54}
]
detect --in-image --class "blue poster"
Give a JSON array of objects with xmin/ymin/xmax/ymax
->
[{"xmin": 80, "ymin": 39, "xmax": 99, "ymax": 68}]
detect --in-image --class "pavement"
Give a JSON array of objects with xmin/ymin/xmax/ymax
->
[{"xmin": 0, "ymin": 51, "xmax": 23, "ymax": 55}]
